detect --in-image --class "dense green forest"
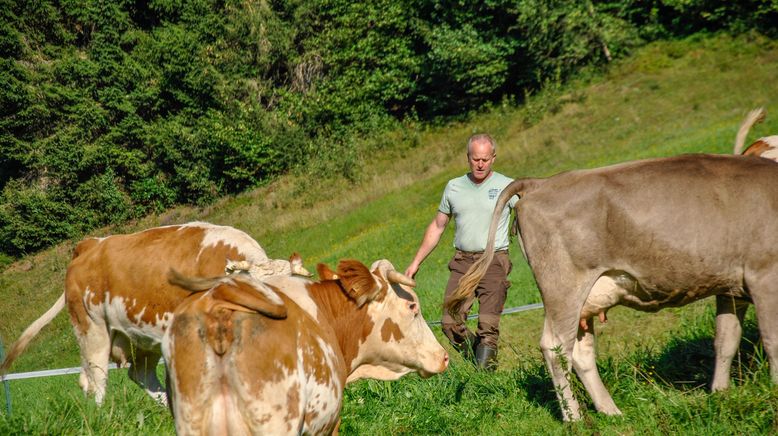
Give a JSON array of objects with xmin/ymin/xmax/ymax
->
[{"xmin": 1, "ymin": 0, "xmax": 777, "ymax": 260}]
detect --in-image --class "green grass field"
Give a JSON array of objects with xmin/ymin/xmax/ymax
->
[{"xmin": 2, "ymin": 33, "xmax": 778, "ymax": 434}]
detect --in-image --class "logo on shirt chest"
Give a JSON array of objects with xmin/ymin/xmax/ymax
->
[{"xmin": 488, "ymin": 188, "xmax": 500, "ymax": 200}]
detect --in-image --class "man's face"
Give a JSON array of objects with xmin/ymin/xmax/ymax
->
[{"xmin": 467, "ymin": 139, "xmax": 495, "ymax": 183}]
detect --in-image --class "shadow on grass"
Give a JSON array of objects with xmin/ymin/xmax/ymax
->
[
  {"xmin": 510, "ymin": 364, "xmax": 564, "ymax": 420},
  {"xmin": 645, "ymin": 321, "xmax": 762, "ymax": 391},
  {"xmin": 506, "ymin": 319, "xmax": 762, "ymax": 421}
]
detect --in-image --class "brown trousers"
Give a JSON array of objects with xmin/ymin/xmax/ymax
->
[{"xmin": 441, "ymin": 250, "xmax": 512, "ymax": 349}]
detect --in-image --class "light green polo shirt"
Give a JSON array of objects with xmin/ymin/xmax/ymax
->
[{"xmin": 439, "ymin": 171, "xmax": 518, "ymax": 252}]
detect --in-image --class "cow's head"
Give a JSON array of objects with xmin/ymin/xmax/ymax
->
[{"xmin": 337, "ymin": 259, "xmax": 449, "ymax": 382}]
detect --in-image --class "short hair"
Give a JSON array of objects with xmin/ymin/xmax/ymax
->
[{"xmin": 467, "ymin": 133, "xmax": 496, "ymax": 156}]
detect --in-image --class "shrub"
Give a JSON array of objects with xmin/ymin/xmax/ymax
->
[{"xmin": 0, "ymin": 181, "xmax": 78, "ymax": 255}]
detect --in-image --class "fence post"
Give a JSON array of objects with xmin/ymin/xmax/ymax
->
[{"xmin": 0, "ymin": 339, "xmax": 10, "ymax": 417}]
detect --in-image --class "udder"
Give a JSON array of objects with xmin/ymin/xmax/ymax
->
[{"xmin": 579, "ymin": 275, "xmax": 626, "ymax": 330}]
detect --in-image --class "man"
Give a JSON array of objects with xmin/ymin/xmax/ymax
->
[{"xmin": 405, "ymin": 134, "xmax": 517, "ymax": 370}]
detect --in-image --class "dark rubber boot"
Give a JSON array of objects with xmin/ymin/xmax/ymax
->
[
  {"xmin": 453, "ymin": 331, "xmax": 479, "ymax": 364},
  {"xmin": 475, "ymin": 343, "xmax": 498, "ymax": 371}
]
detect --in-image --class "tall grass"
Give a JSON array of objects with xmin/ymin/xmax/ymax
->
[
  {"xmin": 2, "ymin": 33, "xmax": 778, "ymax": 433},
  {"xmin": 0, "ymin": 369, "xmax": 174, "ymax": 435}
]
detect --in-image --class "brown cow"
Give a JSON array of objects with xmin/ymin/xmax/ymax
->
[
  {"xmin": 163, "ymin": 259, "xmax": 449, "ymax": 435},
  {"xmin": 0, "ymin": 221, "xmax": 310, "ymax": 404},
  {"xmin": 734, "ymin": 107, "xmax": 778, "ymax": 161},
  {"xmin": 448, "ymin": 154, "xmax": 778, "ymax": 420}
]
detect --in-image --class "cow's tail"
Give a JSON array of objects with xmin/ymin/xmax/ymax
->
[
  {"xmin": 1, "ymin": 292, "xmax": 66, "ymax": 374},
  {"xmin": 444, "ymin": 178, "xmax": 543, "ymax": 317},
  {"xmin": 168, "ymin": 269, "xmax": 287, "ymax": 319},
  {"xmin": 734, "ymin": 107, "xmax": 766, "ymax": 154}
]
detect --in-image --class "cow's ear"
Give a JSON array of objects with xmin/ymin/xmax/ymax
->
[
  {"xmin": 291, "ymin": 253, "xmax": 312, "ymax": 277},
  {"xmin": 317, "ymin": 263, "xmax": 339, "ymax": 280},
  {"xmin": 336, "ymin": 260, "xmax": 384, "ymax": 306}
]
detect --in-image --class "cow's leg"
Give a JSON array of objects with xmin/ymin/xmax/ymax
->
[
  {"xmin": 536, "ymin": 265, "xmax": 618, "ymax": 421},
  {"xmin": 539, "ymin": 316, "xmax": 581, "ymax": 421},
  {"xmin": 748, "ymin": 279, "xmax": 778, "ymax": 385},
  {"xmin": 127, "ymin": 349, "xmax": 167, "ymax": 404},
  {"xmin": 711, "ymin": 295, "xmax": 749, "ymax": 391},
  {"xmin": 164, "ymin": 326, "xmax": 210, "ymax": 435},
  {"xmin": 572, "ymin": 318, "xmax": 621, "ymax": 415},
  {"xmin": 75, "ymin": 320, "xmax": 111, "ymax": 404}
]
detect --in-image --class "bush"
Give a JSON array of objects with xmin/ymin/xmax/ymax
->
[{"xmin": 0, "ymin": 181, "xmax": 78, "ymax": 255}]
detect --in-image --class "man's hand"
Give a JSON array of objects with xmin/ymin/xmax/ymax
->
[{"xmin": 404, "ymin": 263, "xmax": 419, "ymax": 279}]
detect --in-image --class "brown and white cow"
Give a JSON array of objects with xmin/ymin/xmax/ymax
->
[
  {"xmin": 163, "ymin": 259, "xmax": 448, "ymax": 435},
  {"xmin": 448, "ymin": 154, "xmax": 778, "ymax": 421},
  {"xmin": 0, "ymin": 221, "xmax": 310, "ymax": 404},
  {"xmin": 734, "ymin": 107, "xmax": 778, "ymax": 161}
]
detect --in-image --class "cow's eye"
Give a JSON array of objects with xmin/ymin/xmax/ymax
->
[{"xmin": 409, "ymin": 302, "xmax": 418, "ymax": 316}]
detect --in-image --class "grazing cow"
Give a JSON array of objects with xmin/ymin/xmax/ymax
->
[
  {"xmin": 734, "ymin": 107, "xmax": 778, "ymax": 161},
  {"xmin": 447, "ymin": 154, "xmax": 778, "ymax": 420},
  {"xmin": 163, "ymin": 259, "xmax": 449, "ymax": 435},
  {"xmin": 0, "ymin": 222, "xmax": 311, "ymax": 404}
]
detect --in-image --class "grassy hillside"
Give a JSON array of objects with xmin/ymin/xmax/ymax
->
[{"xmin": 2, "ymin": 33, "xmax": 778, "ymax": 433}]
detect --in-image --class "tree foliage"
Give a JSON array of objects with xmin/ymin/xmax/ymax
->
[{"xmin": 0, "ymin": 0, "xmax": 776, "ymax": 256}]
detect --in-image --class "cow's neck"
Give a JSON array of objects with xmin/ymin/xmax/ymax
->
[{"xmin": 307, "ymin": 281, "xmax": 373, "ymax": 374}]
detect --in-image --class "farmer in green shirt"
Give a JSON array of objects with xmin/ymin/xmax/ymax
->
[{"xmin": 405, "ymin": 133, "xmax": 517, "ymax": 370}]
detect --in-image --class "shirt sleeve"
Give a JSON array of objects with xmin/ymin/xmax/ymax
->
[{"xmin": 438, "ymin": 182, "xmax": 452, "ymax": 215}]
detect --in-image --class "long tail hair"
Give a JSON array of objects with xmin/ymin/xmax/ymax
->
[
  {"xmin": 734, "ymin": 108, "xmax": 766, "ymax": 154},
  {"xmin": 1, "ymin": 293, "xmax": 66, "ymax": 374}
]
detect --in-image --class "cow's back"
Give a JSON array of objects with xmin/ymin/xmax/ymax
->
[
  {"xmin": 65, "ymin": 222, "xmax": 269, "ymax": 345},
  {"xmin": 165, "ymin": 290, "xmax": 345, "ymax": 435},
  {"xmin": 518, "ymin": 154, "xmax": 778, "ymax": 298}
]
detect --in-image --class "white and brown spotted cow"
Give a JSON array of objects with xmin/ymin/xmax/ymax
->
[
  {"xmin": 163, "ymin": 259, "xmax": 448, "ymax": 435},
  {"xmin": 449, "ymin": 154, "xmax": 778, "ymax": 421},
  {"xmin": 734, "ymin": 107, "xmax": 778, "ymax": 161},
  {"xmin": 0, "ymin": 221, "xmax": 310, "ymax": 404}
]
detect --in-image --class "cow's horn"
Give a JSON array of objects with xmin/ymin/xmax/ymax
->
[{"xmin": 387, "ymin": 270, "xmax": 416, "ymax": 287}]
